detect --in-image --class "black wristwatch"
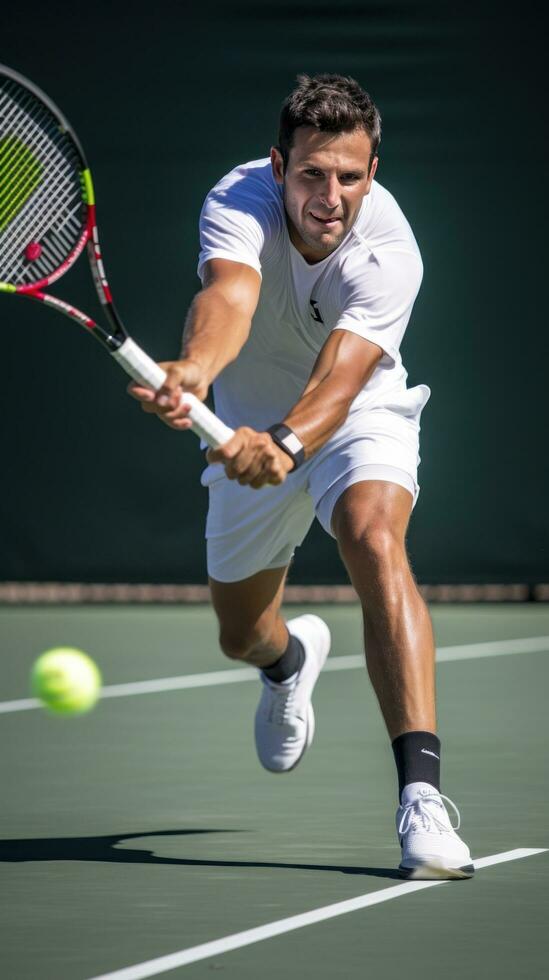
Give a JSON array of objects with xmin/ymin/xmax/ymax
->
[{"xmin": 267, "ymin": 423, "xmax": 306, "ymax": 470}]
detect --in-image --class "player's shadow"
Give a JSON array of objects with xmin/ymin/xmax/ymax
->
[{"xmin": 0, "ymin": 829, "xmax": 400, "ymax": 879}]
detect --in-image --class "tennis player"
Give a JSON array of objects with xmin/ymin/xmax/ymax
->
[{"xmin": 130, "ymin": 74, "xmax": 473, "ymax": 880}]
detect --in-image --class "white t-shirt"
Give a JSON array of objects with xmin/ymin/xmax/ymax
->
[{"xmin": 197, "ymin": 158, "xmax": 429, "ymax": 432}]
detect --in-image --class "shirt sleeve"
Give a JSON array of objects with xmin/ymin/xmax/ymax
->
[
  {"xmin": 334, "ymin": 246, "xmax": 423, "ymax": 363},
  {"xmin": 197, "ymin": 173, "xmax": 270, "ymax": 281}
]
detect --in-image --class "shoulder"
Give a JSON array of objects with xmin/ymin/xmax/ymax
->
[
  {"xmin": 350, "ymin": 181, "xmax": 421, "ymax": 256},
  {"xmin": 201, "ymin": 158, "xmax": 284, "ymax": 231},
  {"xmin": 337, "ymin": 181, "xmax": 422, "ymax": 290},
  {"xmin": 198, "ymin": 159, "xmax": 284, "ymax": 276},
  {"xmin": 327, "ymin": 184, "xmax": 423, "ymax": 314}
]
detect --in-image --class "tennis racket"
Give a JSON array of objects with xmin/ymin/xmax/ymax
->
[{"xmin": 0, "ymin": 64, "xmax": 234, "ymax": 447}]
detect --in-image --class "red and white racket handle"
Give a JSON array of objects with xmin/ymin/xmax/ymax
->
[{"xmin": 112, "ymin": 337, "xmax": 234, "ymax": 449}]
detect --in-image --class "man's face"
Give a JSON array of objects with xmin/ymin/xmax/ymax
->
[{"xmin": 271, "ymin": 125, "xmax": 378, "ymax": 263}]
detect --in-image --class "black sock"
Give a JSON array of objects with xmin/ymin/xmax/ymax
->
[
  {"xmin": 392, "ymin": 730, "xmax": 441, "ymax": 801},
  {"xmin": 262, "ymin": 633, "xmax": 305, "ymax": 683}
]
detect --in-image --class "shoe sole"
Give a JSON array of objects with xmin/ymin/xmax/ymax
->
[{"xmin": 398, "ymin": 862, "xmax": 475, "ymax": 880}]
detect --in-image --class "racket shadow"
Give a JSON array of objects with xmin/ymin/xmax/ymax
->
[{"xmin": 0, "ymin": 828, "xmax": 400, "ymax": 879}]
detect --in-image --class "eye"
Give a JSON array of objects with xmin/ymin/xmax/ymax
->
[
  {"xmin": 340, "ymin": 173, "xmax": 361, "ymax": 183},
  {"xmin": 303, "ymin": 168, "xmax": 323, "ymax": 178}
]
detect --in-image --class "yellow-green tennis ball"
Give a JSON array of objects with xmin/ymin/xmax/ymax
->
[{"xmin": 31, "ymin": 648, "xmax": 102, "ymax": 716}]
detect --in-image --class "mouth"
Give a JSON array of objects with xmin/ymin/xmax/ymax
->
[{"xmin": 309, "ymin": 212, "xmax": 343, "ymax": 227}]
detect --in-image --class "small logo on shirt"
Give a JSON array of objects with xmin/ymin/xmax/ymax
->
[
  {"xmin": 421, "ymin": 748, "xmax": 440, "ymax": 760},
  {"xmin": 310, "ymin": 299, "xmax": 324, "ymax": 324}
]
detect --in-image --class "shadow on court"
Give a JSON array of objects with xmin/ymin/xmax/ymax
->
[{"xmin": 0, "ymin": 829, "xmax": 400, "ymax": 879}]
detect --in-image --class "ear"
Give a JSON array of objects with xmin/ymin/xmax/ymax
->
[
  {"xmin": 369, "ymin": 156, "xmax": 379, "ymax": 181},
  {"xmin": 271, "ymin": 146, "xmax": 284, "ymax": 184}
]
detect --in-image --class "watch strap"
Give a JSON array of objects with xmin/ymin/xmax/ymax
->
[{"xmin": 267, "ymin": 423, "xmax": 305, "ymax": 470}]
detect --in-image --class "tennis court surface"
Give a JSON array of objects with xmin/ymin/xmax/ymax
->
[{"xmin": 1, "ymin": 602, "xmax": 548, "ymax": 979}]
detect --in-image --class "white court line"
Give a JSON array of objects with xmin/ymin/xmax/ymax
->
[
  {"xmin": 86, "ymin": 848, "xmax": 547, "ymax": 980},
  {"xmin": 1, "ymin": 635, "xmax": 548, "ymax": 715}
]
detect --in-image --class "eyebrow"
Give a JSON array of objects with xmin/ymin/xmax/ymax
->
[{"xmin": 299, "ymin": 163, "xmax": 367, "ymax": 176}]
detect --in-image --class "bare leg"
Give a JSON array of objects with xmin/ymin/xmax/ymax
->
[
  {"xmin": 209, "ymin": 566, "xmax": 290, "ymax": 668},
  {"xmin": 331, "ymin": 480, "xmax": 436, "ymax": 741}
]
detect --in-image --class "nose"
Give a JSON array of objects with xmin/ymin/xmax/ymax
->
[{"xmin": 319, "ymin": 175, "xmax": 340, "ymax": 210}]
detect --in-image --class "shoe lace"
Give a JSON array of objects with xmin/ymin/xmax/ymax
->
[
  {"xmin": 266, "ymin": 679, "xmax": 298, "ymax": 725},
  {"xmin": 398, "ymin": 791, "xmax": 461, "ymax": 836}
]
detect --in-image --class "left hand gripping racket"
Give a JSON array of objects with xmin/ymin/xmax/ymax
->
[{"xmin": 0, "ymin": 64, "xmax": 234, "ymax": 447}]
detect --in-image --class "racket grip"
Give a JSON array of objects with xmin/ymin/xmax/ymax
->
[{"xmin": 112, "ymin": 337, "xmax": 234, "ymax": 448}]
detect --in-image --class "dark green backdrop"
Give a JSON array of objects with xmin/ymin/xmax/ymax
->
[{"xmin": 2, "ymin": 1, "xmax": 547, "ymax": 584}]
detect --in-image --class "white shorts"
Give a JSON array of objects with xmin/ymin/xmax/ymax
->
[{"xmin": 201, "ymin": 384, "xmax": 430, "ymax": 583}]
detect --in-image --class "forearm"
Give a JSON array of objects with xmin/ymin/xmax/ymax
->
[
  {"xmin": 281, "ymin": 331, "xmax": 383, "ymax": 460},
  {"xmin": 128, "ymin": 260, "xmax": 259, "ymax": 429},
  {"xmin": 283, "ymin": 374, "xmax": 355, "ymax": 458},
  {"xmin": 180, "ymin": 287, "xmax": 251, "ymax": 386}
]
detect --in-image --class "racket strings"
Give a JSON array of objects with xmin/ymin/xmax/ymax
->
[
  {"xmin": 0, "ymin": 109, "xmax": 81, "ymax": 270},
  {"xmin": 3, "ymin": 174, "xmax": 83, "ymax": 274},
  {"xmin": 0, "ymin": 80, "xmax": 85, "ymax": 285},
  {"xmin": 0, "ymin": 85, "xmax": 79, "ymax": 214},
  {"xmin": 1, "ymin": 173, "xmax": 79, "ymax": 279},
  {"xmin": 3, "ymin": 169, "xmax": 80, "ymax": 260},
  {"xmin": 0, "ymin": 92, "xmax": 45, "ymax": 213},
  {"xmin": 0, "ymin": 135, "xmax": 41, "ymax": 217}
]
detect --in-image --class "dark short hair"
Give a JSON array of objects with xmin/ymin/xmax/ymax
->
[{"xmin": 277, "ymin": 73, "xmax": 381, "ymax": 171}]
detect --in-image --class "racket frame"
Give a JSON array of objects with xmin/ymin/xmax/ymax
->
[{"xmin": 0, "ymin": 64, "xmax": 233, "ymax": 447}]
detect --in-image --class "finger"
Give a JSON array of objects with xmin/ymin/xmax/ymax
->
[
  {"xmin": 226, "ymin": 450, "xmax": 258, "ymax": 482},
  {"xmin": 250, "ymin": 462, "xmax": 283, "ymax": 489},
  {"xmin": 206, "ymin": 448, "xmax": 223, "ymax": 464},
  {"xmin": 155, "ymin": 364, "xmax": 189, "ymax": 405},
  {"xmin": 235, "ymin": 457, "xmax": 265, "ymax": 484},
  {"xmin": 209, "ymin": 434, "xmax": 247, "ymax": 465},
  {"xmin": 140, "ymin": 400, "xmax": 165, "ymax": 414},
  {"xmin": 159, "ymin": 402, "xmax": 191, "ymax": 422},
  {"xmin": 229, "ymin": 448, "xmax": 270, "ymax": 483},
  {"xmin": 158, "ymin": 415, "xmax": 193, "ymax": 431},
  {"xmin": 246, "ymin": 454, "xmax": 282, "ymax": 489},
  {"xmin": 155, "ymin": 387, "xmax": 182, "ymax": 409},
  {"xmin": 266, "ymin": 462, "xmax": 286, "ymax": 486},
  {"xmin": 250, "ymin": 475, "xmax": 269, "ymax": 489},
  {"xmin": 127, "ymin": 382, "xmax": 155, "ymax": 402}
]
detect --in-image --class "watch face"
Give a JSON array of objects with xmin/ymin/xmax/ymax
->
[{"xmin": 283, "ymin": 431, "xmax": 303, "ymax": 455}]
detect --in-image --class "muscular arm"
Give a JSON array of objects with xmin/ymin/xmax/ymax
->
[
  {"xmin": 131, "ymin": 261, "xmax": 382, "ymax": 489},
  {"xmin": 128, "ymin": 258, "xmax": 260, "ymax": 420},
  {"xmin": 179, "ymin": 258, "xmax": 261, "ymax": 389},
  {"xmin": 283, "ymin": 329, "xmax": 383, "ymax": 457},
  {"xmin": 207, "ymin": 328, "xmax": 383, "ymax": 488}
]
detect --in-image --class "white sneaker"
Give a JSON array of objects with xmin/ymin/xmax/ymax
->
[
  {"xmin": 254, "ymin": 615, "xmax": 331, "ymax": 773},
  {"xmin": 397, "ymin": 782, "xmax": 474, "ymax": 880}
]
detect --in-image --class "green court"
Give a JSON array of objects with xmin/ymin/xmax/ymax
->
[{"xmin": 1, "ymin": 602, "xmax": 548, "ymax": 979}]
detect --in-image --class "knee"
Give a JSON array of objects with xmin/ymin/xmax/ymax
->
[
  {"xmin": 218, "ymin": 623, "xmax": 267, "ymax": 661},
  {"xmin": 342, "ymin": 522, "xmax": 411, "ymax": 617},
  {"xmin": 363, "ymin": 523, "xmax": 403, "ymax": 567},
  {"xmin": 339, "ymin": 517, "xmax": 405, "ymax": 573}
]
